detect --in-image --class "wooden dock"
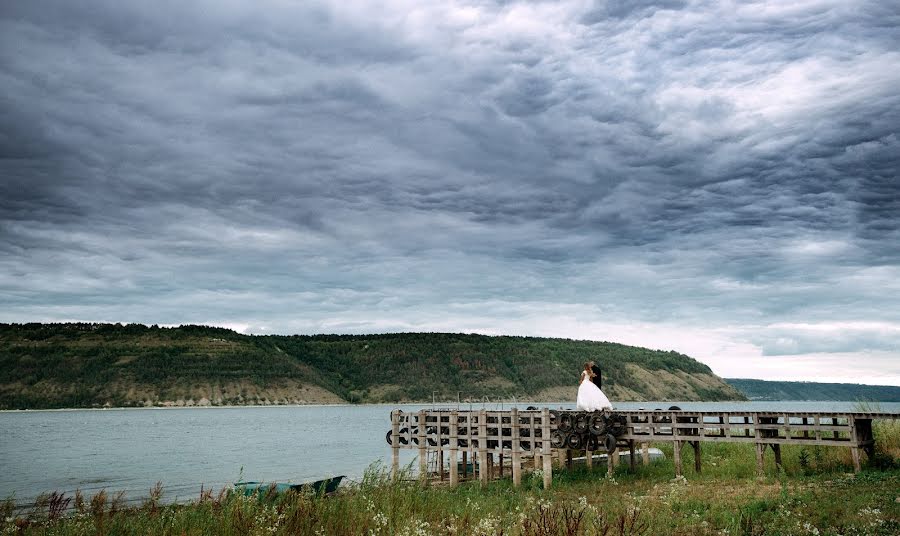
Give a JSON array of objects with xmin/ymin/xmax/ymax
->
[{"xmin": 387, "ymin": 408, "xmax": 900, "ymax": 489}]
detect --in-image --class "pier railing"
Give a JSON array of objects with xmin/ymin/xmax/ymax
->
[{"xmin": 386, "ymin": 408, "xmax": 899, "ymax": 489}]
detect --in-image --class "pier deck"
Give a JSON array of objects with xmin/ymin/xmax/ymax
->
[{"xmin": 386, "ymin": 408, "xmax": 900, "ymax": 489}]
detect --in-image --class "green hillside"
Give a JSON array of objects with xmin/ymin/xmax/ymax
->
[
  {"xmin": 726, "ymin": 378, "xmax": 900, "ymax": 402},
  {"xmin": 0, "ymin": 323, "xmax": 744, "ymax": 409}
]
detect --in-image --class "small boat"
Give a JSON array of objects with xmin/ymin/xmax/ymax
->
[{"xmin": 235, "ymin": 475, "xmax": 344, "ymax": 497}]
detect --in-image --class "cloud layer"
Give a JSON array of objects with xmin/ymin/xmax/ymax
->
[{"xmin": 2, "ymin": 1, "xmax": 899, "ymax": 384}]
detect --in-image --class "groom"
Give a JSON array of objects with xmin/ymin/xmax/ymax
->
[{"xmin": 589, "ymin": 361, "xmax": 602, "ymax": 390}]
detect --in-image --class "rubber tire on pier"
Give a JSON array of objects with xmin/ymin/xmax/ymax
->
[
  {"xmin": 607, "ymin": 413, "xmax": 627, "ymax": 437},
  {"xmin": 585, "ymin": 434, "xmax": 599, "ymax": 452},
  {"xmin": 605, "ymin": 433, "xmax": 617, "ymax": 453},
  {"xmin": 574, "ymin": 412, "xmax": 590, "ymax": 433},
  {"xmin": 566, "ymin": 432, "xmax": 584, "ymax": 450},
  {"xmin": 589, "ymin": 412, "xmax": 607, "ymax": 436},
  {"xmin": 558, "ymin": 412, "xmax": 574, "ymax": 432},
  {"xmin": 550, "ymin": 430, "xmax": 568, "ymax": 449}
]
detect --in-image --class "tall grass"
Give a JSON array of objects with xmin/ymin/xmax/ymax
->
[{"xmin": 5, "ymin": 424, "xmax": 899, "ymax": 535}]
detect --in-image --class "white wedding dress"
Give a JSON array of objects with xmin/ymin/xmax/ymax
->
[{"xmin": 576, "ymin": 371, "xmax": 612, "ymax": 411}]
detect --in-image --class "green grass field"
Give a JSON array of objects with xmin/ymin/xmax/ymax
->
[{"xmin": 5, "ymin": 419, "xmax": 899, "ymax": 535}]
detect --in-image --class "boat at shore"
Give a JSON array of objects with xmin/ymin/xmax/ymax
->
[{"xmin": 235, "ymin": 475, "xmax": 344, "ymax": 497}]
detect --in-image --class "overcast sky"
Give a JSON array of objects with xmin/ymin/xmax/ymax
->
[{"xmin": 1, "ymin": 0, "xmax": 898, "ymax": 385}]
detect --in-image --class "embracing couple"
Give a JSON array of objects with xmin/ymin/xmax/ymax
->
[{"xmin": 576, "ymin": 361, "xmax": 612, "ymax": 411}]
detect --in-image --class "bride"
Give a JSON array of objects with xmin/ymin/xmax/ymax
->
[{"xmin": 577, "ymin": 362, "xmax": 612, "ymax": 411}]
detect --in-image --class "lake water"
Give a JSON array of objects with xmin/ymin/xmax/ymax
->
[{"xmin": 3, "ymin": 401, "xmax": 899, "ymax": 507}]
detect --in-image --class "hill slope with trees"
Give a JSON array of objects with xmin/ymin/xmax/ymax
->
[
  {"xmin": 0, "ymin": 323, "xmax": 745, "ymax": 409},
  {"xmin": 726, "ymin": 378, "xmax": 900, "ymax": 402}
]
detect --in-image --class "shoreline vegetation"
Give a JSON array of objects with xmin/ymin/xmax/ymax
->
[
  {"xmin": 1, "ymin": 323, "xmax": 745, "ymax": 410},
  {"xmin": 5, "ymin": 418, "xmax": 899, "ymax": 535}
]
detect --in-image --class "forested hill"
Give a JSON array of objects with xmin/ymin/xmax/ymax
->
[
  {"xmin": 726, "ymin": 378, "xmax": 900, "ymax": 402},
  {"xmin": 0, "ymin": 323, "xmax": 745, "ymax": 409}
]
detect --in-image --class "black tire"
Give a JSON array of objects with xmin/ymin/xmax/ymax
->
[
  {"xmin": 385, "ymin": 430, "xmax": 394, "ymax": 446},
  {"xmin": 458, "ymin": 438, "xmax": 468, "ymax": 448},
  {"xmin": 520, "ymin": 441, "xmax": 531, "ymax": 451},
  {"xmin": 550, "ymin": 430, "xmax": 568, "ymax": 449},
  {"xmin": 567, "ymin": 432, "xmax": 584, "ymax": 450},
  {"xmin": 589, "ymin": 412, "xmax": 607, "ymax": 435},
  {"xmin": 585, "ymin": 434, "xmax": 599, "ymax": 451},
  {"xmin": 605, "ymin": 433, "xmax": 617, "ymax": 453},
  {"xmin": 558, "ymin": 412, "xmax": 574, "ymax": 432},
  {"xmin": 607, "ymin": 413, "xmax": 627, "ymax": 437},
  {"xmin": 574, "ymin": 412, "xmax": 590, "ymax": 433}
]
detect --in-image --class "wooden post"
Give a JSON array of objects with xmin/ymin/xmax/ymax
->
[
  {"xmin": 418, "ymin": 410, "xmax": 427, "ymax": 480},
  {"xmin": 557, "ymin": 448, "xmax": 566, "ymax": 468},
  {"xmin": 462, "ymin": 451, "xmax": 468, "ymax": 479},
  {"xmin": 673, "ymin": 441, "xmax": 683, "ymax": 477},
  {"xmin": 641, "ymin": 443, "xmax": 650, "ymax": 465},
  {"xmin": 755, "ymin": 443, "xmax": 765, "ymax": 477},
  {"xmin": 541, "ymin": 408, "xmax": 552, "ymax": 489},
  {"xmin": 772, "ymin": 444, "xmax": 782, "ymax": 473},
  {"xmin": 478, "ymin": 410, "xmax": 488, "ymax": 484},
  {"xmin": 672, "ymin": 410, "xmax": 681, "ymax": 477},
  {"xmin": 438, "ymin": 412, "xmax": 445, "ymax": 481},
  {"xmin": 449, "ymin": 411, "xmax": 459, "ymax": 487},
  {"xmin": 753, "ymin": 413, "xmax": 764, "ymax": 478},
  {"xmin": 391, "ymin": 410, "xmax": 400, "ymax": 480},
  {"xmin": 692, "ymin": 442, "xmax": 701, "ymax": 473},
  {"xmin": 586, "ymin": 449, "xmax": 593, "ymax": 470},
  {"xmin": 566, "ymin": 449, "xmax": 573, "ymax": 469},
  {"xmin": 849, "ymin": 415, "xmax": 861, "ymax": 473},
  {"xmin": 607, "ymin": 447, "xmax": 615, "ymax": 477},
  {"xmin": 629, "ymin": 440, "xmax": 636, "ymax": 471},
  {"xmin": 534, "ymin": 448, "xmax": 542, "ymax": 470},
  {"xmin": 511, "ymin": 408, "xmax": 522, "ymax": 487}
]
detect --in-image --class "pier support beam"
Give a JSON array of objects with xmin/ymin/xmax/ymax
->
[
  {"xmin": 478, "ymin": 410, "xmax": 488, "ymax": 485},
  {"xmin": 418, "ymin": 410, "xmax": 427, "ymax": 480},
  {"xmin": 641, "ymin": 443, "xmax": 649, "ymax": 466},
  {"xmin": 449, "ymin": 411, "xmax": 459, "ymax": 487},
  {"xmin": 755, "ymin": 443, "xmax": 765, "ymax": 478},
  {"xmin": 541, "ymin": 408, "xmax": 553, "ymax": 489},
  {"xmin": 511, "ymin": 408, "xmax": 522, "ymax": 487},
  {"xmin": 673, "ymin": 441, "xmax": 683, "ymax": 477},
  {"xmin": 692, "ymin": 442, "xmax": 701, "ymax": 473},
  {"xmin": 391, "ymin": 410, "xmax": 400, "ymax": 480}
]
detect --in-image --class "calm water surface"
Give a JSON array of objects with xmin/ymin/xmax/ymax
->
[{"xmin": 2, "ymin": 401, "xmax": 898, "ymax": 506}]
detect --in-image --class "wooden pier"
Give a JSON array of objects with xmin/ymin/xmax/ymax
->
[{"xmin": 387, "ymin": 408, "xmax": 899, "ymax": 489}]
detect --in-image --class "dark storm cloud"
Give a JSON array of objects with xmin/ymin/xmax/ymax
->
[{"xmin": 1, "ymin": 1, "xmax": 899, "ymax": 382}]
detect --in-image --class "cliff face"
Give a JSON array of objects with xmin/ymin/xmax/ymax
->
[{"xmin": 0, "ymin": 323, "xmax": 744, "ymax": 409}]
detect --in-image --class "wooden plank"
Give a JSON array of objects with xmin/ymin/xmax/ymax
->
[
  {"xmin": 391, "ymin": 410, "xmax": 400, "ymax": 480},
  {"xmin": 693, "ymin": 442, "xmax": 701, "ymax": 473},
  {"xmin": 449, "ymin": 411, "xmax": 459, "ymax": 487},
  {"xmin": 541, "ymin": 408, "xmax": 552, "ymax": 489},
  {"xmin": 478, "ymin": 410, "xmax": 488, "ymax": 484},
  {"xmin": 418, "ymin": 410, "xmax": 427, "ymax": 479},
  {"xmin": 674, "ymin": 440, "xmax": 683, "ymax": 477},
  {"xmin": 511, "ymin": 408, "xmax": 522, "ymax": 487},
  {"xmin": 437, "ymin": 411, "xmax": 444, "ymax": 481},
  {"xmin": 755, "ymin": 442, "xmax": 764, "ymax": 478},
  {"xmin": 641, "ymin": 442, "xmax": 649, "ymax": 465}
]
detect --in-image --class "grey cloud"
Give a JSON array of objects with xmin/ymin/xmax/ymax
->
[{"xmin": 1, "ymin": 1, "xmax": 899, "ymax": 381}]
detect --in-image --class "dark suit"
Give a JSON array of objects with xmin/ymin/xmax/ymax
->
[{"xmin": 590, "ymin": 364, "xmax": 602, "ymax": 390}]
